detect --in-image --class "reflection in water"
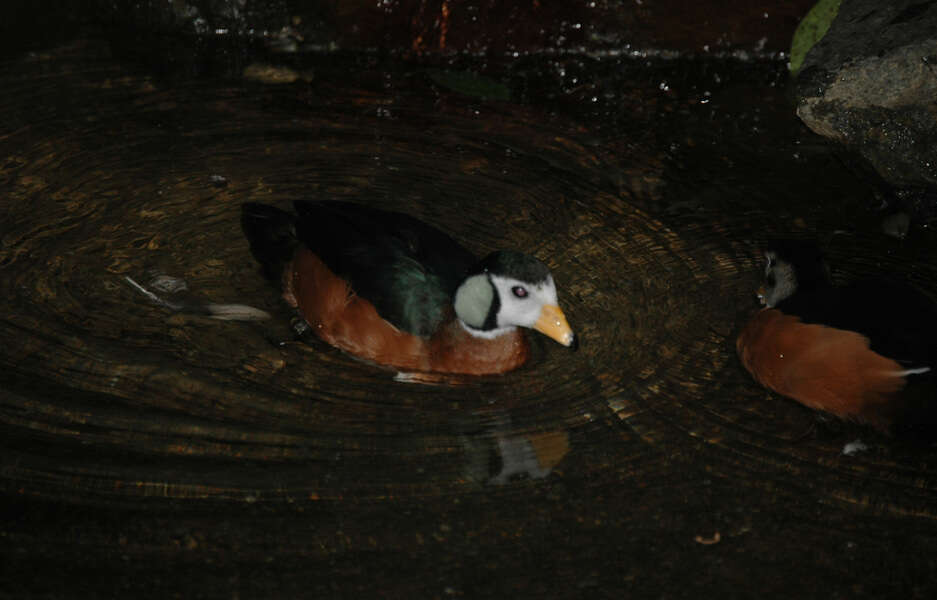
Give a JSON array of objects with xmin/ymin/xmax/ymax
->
[
  {"xmin": 462, "ymin": 412, "xmax": 570, "ymax": 485},
  {"xmin": 0, "ymin": 41, "xmax": 617, "ymax": 506},
  {"xmin": 2, "ymin": 37, "xmax": 937, "ymax": 581},
  {"xmin": 489, "ymin": 431, "xmax": 570, "ymax": 485}
]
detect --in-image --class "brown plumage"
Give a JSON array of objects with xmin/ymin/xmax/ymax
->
[
  {"xmin": 737, "ymin": 309, "xmax": 907, "ymax": 431},
  {"xmin": 242, "ymin": 201, "xmax": 575, "ymax": 376},
  {"xmin": 736, "ymin": 240, "xmax": 936, "ymax": 434},
  {"xmin": 284, "ymin": 248, "xmax": 530, "ymax": 374}
]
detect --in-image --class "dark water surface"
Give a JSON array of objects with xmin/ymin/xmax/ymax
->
[{"xmin": 2, "ymin": 39, "xmax": 937, "ymax": 598}]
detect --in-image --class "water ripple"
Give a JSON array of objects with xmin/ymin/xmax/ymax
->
[{"xmin": 2, "ymin": 44, "xmax": 937, "ymax": 522}]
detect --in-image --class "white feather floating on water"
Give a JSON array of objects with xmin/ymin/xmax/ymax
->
[{"xmin": 124, "ymin": 276, "xmax": 270, "ymax": 321}]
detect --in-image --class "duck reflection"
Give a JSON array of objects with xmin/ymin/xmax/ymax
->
[{"xmin": 462, "ymin": 414, "xmax": 569, "ymax": 485}]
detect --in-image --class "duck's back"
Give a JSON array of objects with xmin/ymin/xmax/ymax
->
[
  {"xmin": 244, "ymin": 201, "xmax": 478, "ymax": 337},
  {"xmin": 776, "ymin": 280, "xmax": 937, "ymax": 371}
]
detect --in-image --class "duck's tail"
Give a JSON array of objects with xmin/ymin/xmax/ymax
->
[
  {"xmin": 241, "ymin": 203, "xmax": 299, "ymax": 282},
  {"xmin": 890, "ymin": 366, "xmax": 937, "ymax": 441}
]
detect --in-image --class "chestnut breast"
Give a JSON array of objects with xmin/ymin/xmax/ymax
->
[
  {"xmin": 737, "ymin": 308, "xmax": 908, "ymax": 430},
  {"xmin": 286, "ymin": 248, "xmax": 529, "ymax": 375}
]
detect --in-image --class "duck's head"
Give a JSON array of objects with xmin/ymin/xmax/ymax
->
[
  {"xmin": 758, "ymin": 240, "xmax": 831, "ymax": 307},
  {"xmin": 454, "ymin": 251, "xmax": 577, "ymax": 348}
]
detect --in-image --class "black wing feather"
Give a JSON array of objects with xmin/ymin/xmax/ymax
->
[
  {"xmin": 246, "ymin": 201, "xmax": 477, "ymax": 336},
  {"xmin": 779, "ymin": 281, "xmax": 937, "ymax": 369}
]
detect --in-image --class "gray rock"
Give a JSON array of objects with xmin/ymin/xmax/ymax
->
[{"xmin": 795, "ymin": 0, "xmax": 937, "ymax": 190}]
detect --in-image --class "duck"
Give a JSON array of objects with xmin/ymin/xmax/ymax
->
[
  {"xmin": 736, "ymin": 240, "xmax": 937, "ymax": 434},
  {"xmin": 241, "ymin": 201, "xmax": 577, "ymax": 375}
]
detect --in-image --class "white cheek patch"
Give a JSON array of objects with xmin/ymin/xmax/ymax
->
[{"xmin": 453, "ymin": 274, "xmax": 494, "ymax": 329}]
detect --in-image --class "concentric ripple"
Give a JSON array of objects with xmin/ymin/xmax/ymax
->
[{"xmin": 2, "ymin": 42, "xmax": 937, "ymax": 523}]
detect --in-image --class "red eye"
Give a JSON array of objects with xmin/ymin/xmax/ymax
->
[{"xmin": 512, "ymin": 286, "xmax": 528, "ymax": 298}]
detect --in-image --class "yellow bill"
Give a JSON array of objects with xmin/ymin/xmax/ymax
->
[{"xmin": 534, "ymin": 304, "xmax": 576, "ymax": 348}]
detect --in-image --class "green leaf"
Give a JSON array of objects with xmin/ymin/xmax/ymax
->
[{"xmin": 790, "ymin": 0, "xmax": 842, "ymax": 75}]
